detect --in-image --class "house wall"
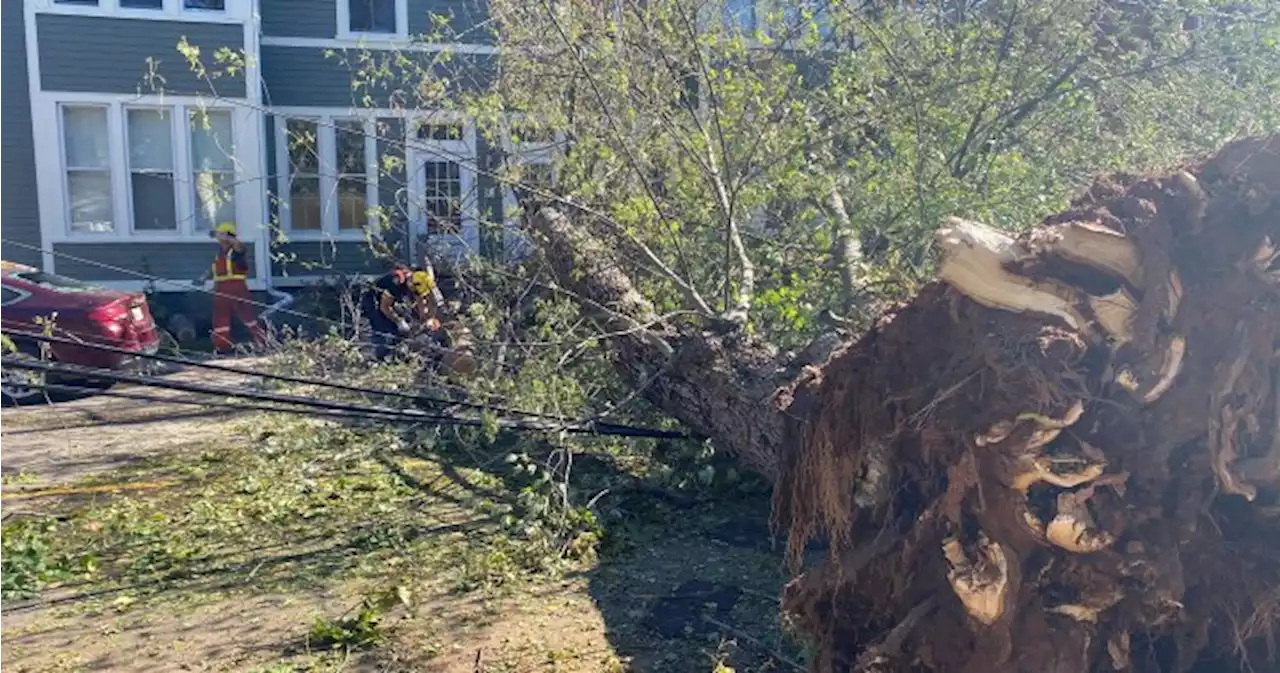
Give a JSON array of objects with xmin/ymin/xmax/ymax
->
[
  {"xmin": 262, "ymin": 0, "xmax": 493, "ymax": 43},
  {"xmin": 24, "ymin": 1, "xmax": 267, "ymax": 290},
  {"xmin": 2, "ymin": 3, "xmax": 43, "ymax": 268},
  {"xmin": 36, "ymin": 15, "xmax": 246, "ymax": 97},
  {"xmin": 52, "ymin": 242, "xmax": 254, "ymax": 282}
]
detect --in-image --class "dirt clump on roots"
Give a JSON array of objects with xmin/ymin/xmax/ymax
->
[{"xmin": 772, "ymin": 134, "xmax": 1280, "ymax": 673}]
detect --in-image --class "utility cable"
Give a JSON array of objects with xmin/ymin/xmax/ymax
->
[
  {"xmin": 15, "ymin": 381, "xmax": 452, "ymax": 426},
  {"xmin": 1, "ymin": 356, "xmax": 689, "ymax": 439},
  {"xmin": 1, "ymin": 326, "xmax": 646, "ymax": 431},
  {"xmin": 0, "ymin": 324, "xmax": 581, "ymax": 424}
]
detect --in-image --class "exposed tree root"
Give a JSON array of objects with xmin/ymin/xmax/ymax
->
[{"xmin": 774, "ymin": 134, "xmax": 1280, "ymax": 672}]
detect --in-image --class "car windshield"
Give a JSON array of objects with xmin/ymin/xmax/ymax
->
[{"xmin": 14, "ymin": 271, "xmax": 105, "ymax": 294}]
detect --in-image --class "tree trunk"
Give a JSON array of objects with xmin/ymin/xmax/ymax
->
[{"xmin": 529, "ymin": 134, "xmax": 1280, "ymax": 673}]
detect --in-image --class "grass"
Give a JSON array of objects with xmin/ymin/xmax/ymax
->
[{"xmin": 2, "ymin": 354, "xmax": 803, "ymax": 672}]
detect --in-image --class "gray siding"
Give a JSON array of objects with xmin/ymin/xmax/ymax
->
[
  {"xmin": 262, "ymin": 0, "xmax": 337, "ymax": 39},
  {"xmin": 52, "ymin": 242, "xmax": 255, "ymax": 282},
  {"xmin": 37, "ymin": 15, "xmax": 245, "ymax": 97},
  {"xmin": 261, "ymin": 0, "xmax": 493, "ymax": 43},
  {"xmin": 2, "ymin": 3, "xmax": 43, "ymax": 268},
  {"xmin": 410, "ymin": 0, "xmax": 494, "ymax": 44},
  {"xmin": 271, "ymin": 241, "xmax": 389, "ymax": 277},
  {"xmin": 261, "ymin": 46, "xmax": 495, "ymax": 108}
]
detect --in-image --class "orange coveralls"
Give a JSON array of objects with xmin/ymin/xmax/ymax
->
[{"xmin": 211, "ymin": 247, "xmax": 266, "ymax": 352}]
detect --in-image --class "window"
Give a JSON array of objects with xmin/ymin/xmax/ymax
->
[
  {"xmin": 349, "ymin": 0, "xmax": 397, "ymax": 34},
  {"xmin": 62, "ymin": 106, "xmax": 114, "ymax": 234},
  {"xmin": 1, "ymin": 287, "xmax": 27, "ymax": 306},
  {"xmin": 126, "ymin": 109, "xmax": 177, "ymax": 231},
  {"xmin": 189, "ymin": 109, "xmax": 236, "ymax": 232},
  {"xmin": 184, "ymin": 0, "xmax": 225, "ymax": 8},
  {"xmin": 418, "ymin": 124, "xmax": 464, "ymax": 141},
  {"xmin": 335, "ymin": 120, "xmax": 370, "ymax": 230},
  {"xmin": 14, "ymin": 271, "xmax": 102, "ymax": 293},
  {"xmin": 121, "ymin": 0, "xmax": 163, "ymax": 7},
  {"xmin": 54, "ymin": 0, "xmax": 98, "ymax": 5},
  {"xmin": 277, "ymin": 115, "xmax": 377, "ymax": 236},
  {"xmin": 285, "ymin": 119, "xmax": 322, "ymax": 231},
  {"xmin": 422, "ymin": 161, "xmax": 463, "ymax": 235}
]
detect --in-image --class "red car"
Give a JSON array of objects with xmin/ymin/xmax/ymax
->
[{"xmin": 1, "ymin": 261, "xmax": 160, "ymax": 403}]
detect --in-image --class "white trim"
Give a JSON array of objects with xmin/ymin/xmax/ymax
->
[
  {"xmin": 335, "ymin": 0, "xmax": 409, "ymax": 41},
  {"xmin": 260, "ymin": 36, "xmax": 498, "ymax": 55},
  {"xmin": 26, "ymin": 0, "xmax": 55, "ymax": 273},
  {"xmin": 404, "ymin": 112, "xmax": 478, "ymax": 264},
  {"xmin": 32, "ymin": 0, "xmax": 251, "ymax": 23},
  {"xmin": 31, "ymin": 93, "xmax": 265, "ymax": 263}
]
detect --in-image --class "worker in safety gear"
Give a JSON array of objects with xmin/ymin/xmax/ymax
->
[
  {"xmin": 197, "ymin": 222, "xmax": 266, "ymax": 353},
  {"xmin": 361, "ymin": 263, "xmax": 444, "ymax": 361}
]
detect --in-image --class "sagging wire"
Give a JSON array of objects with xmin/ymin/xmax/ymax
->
[
  {"xmin": 0, "ymin": 356, "xmax": 689, "ymax": 440},
  {"xmin": 2, "ymin": 326, "xmax": 617, "ymax": 427}
]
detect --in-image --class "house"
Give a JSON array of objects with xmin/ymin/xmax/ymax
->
[{"xmin": 2, "ymin": 0, "xmax": 556, "ymax": 296}]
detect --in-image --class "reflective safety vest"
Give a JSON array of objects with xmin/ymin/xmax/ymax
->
[{"xmin": 212, "ymin": 248, "xmax": 249, "ymax": 282}]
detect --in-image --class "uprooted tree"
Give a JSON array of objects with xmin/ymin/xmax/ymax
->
[
  {"xmin": 530, "ymin": 133, "xmax": 1280, "ymax": 672},
  {"xmin": 173, "ymin": 0, "xmax": 1280, "ymax": 668}
]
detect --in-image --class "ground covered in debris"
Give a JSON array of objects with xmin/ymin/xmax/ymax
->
[
  {"xmin": 774, "ymin": 135, "xmax": 1280, "ymax": 672},
  {"xmin": 1, "ymin": 365, "xmax": 801, "ymax": 672}
]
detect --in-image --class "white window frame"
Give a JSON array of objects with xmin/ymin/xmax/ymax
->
[
  {"xmin": 58, "ymin": 103, "xmax": 116, "ymax": 236},
  {"xmin": 337, "ymin": 0, "xmax": 410, "ymax": 41},
  {"xmin": 501, "ymin": 120, "xmax": 563, "ymax": 260},
  {"xmin": 35, "ymin": 0, "xmax": 249, "ymax": 23},
  {"xmin": 404, "ymin": 113, "xmax": 478, "ymax": 263},
  {"xmin": 274, "ymin": 113, "xmax": 380, "ymax": 241},
  {"xmin": 36, "ymin": 94, "xmax": 261, "ymax": 245},
  {"xmin": 188, "ymin": 107, "xmax": 241, "ymax": 234},
  {"xmin": 122, "ymin": 105, "xmax": 184, "ymax": 235}
]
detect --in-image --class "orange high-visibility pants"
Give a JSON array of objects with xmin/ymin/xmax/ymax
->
[{"xmin": 212, "ymin": 279, "xmax": 266, "ymax": 352}]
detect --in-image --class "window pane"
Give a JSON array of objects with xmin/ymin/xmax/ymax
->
[
  {"xmin": 54, "ymin": 0, "xmax": 98, "ymax": 5},
  {"xmin": 184, "ymin": 0, "xmax": 226, "ymax": 9},
  {"xmin": 289, "ymin": 176, "xmax": 322, "ymax": 230},
  {"xmin": 423, "ymin": 161, "xmax": 462, "ymax": 235},
  {"xmin": 286, "ymin": 119, "xmax": 319, "ymax": 174},
  {"xmin": 131, "ymin": 173, "xmax": 177, "ymax": 231},
  {"xmin": 338, "ymin": 176, "xmax": 367, "ymax": 230},
  {"xmin": 127, "ymin": 109, "xmax": 173, "ymax": 170},
  {"xmin": 189, "ymin": 109, "xmax": 234, "ymax": 172},
  {"xmin": 350, "ymin": 0, "xmax": 397, "ymax": 33},
  {"xmin": 418, "ymin": 123, "xmax": 462, "ymax": 141},
  {"xmin": 193, "ymin": 171, "xmax": 235, "ymax": 231},
  {"xmin": 62, "ymin": 107, "xmax": 110, "ymax": 169},
  {"xmin": 336, "ymin": 120, "xmax": 366, "ymax": 175},
  {"xmin": 121, "ymin": 0, "xmax": 163, "ymax": 8},
  {"xmin": 68, "ymin": 171, "xmax": 114, "ymax": 233}
]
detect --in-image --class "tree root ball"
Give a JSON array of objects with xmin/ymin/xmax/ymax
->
[{"xmin": 773, "ymin": 134, "xmax": 1280, "ymax": 673}]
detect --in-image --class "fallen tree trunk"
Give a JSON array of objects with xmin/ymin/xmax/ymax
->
[{"xmin": 530, "ymin": 133, "xmax": 1280, "ymax": 672}]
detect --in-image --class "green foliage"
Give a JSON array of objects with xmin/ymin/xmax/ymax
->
[
  {"xmin": 308, "ymin": 599, "xmax": 389, "ymax": 651},
  {"xmin": 1, "ymin": 518, "xmax": 96, "ymax": 600}
]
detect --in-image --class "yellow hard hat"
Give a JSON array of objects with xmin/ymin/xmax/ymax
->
[
  {"xmin": 214, "ymin": 222, "xmax": 237, "ymax": 236},
  {"xmin": 410, "ymin": 269, "xmax": 436, "ymax": 296}
]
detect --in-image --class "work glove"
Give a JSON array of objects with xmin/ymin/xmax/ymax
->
[
  {"xmin": 396, "ymin": 319, "xmax": 412, "ymax": 335},
  {"xmin": 426, "ymin": 317, "xmax": 441, "ymax": 332}
]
